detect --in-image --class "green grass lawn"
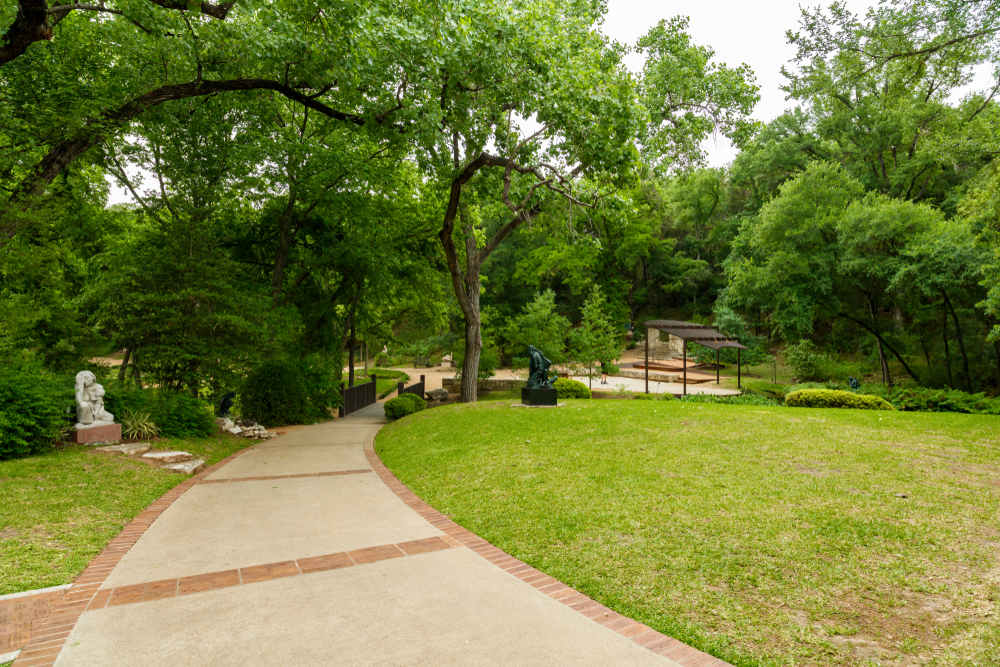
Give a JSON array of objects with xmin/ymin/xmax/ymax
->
[
  {"xmin": 376, "ymin": 400, "xmax": 1000, "ymax": 667},
  {"xmin": 0, "ymin": 434, "xmax": 255, "ymax": 596}
]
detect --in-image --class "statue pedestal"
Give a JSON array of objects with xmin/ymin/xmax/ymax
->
[
  {"xmin": 522, "ymin": 387, "xmax": 558, "ymax": 406},
  {"xmin": 71, "ymin": 423, "xmax": 122, "ymax": 445}
]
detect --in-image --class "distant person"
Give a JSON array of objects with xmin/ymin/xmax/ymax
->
[{"xmin": 600, "ymin": 360, "xmax": 609, "ymax": 385}]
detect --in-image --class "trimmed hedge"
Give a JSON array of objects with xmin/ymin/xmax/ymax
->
[
  {"xmin": 384, "ymin": 392, "xmax": 426, "ymax": 420},
  {"xmin": 553, "ymin": 378, "xmax": 591, "ymax": 399},
  {"xmin": 786, "ymin": 389, "xmax": 894, "ymax": 411}
]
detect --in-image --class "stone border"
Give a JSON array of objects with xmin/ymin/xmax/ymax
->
[
  {"xmin": 0, "ymin": 585, "xmax": 71, "ymax": 604},
  {"xmin": 11, "ymin": 447, "xmax": 256, "ymax": 667},
  {"xmin": 364, "ymin": 428, "xmax": 733, "ymax": 667}
]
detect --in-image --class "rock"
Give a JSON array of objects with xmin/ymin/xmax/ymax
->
[
  {"xmin": 95, "ymin": 442, "xmax": 150, "ymax": 456},
  {"xmin": 894, "ymin": 493, "xmax": 908, "ymax": 498},
  {"xmin": 215, "ymin": 417, "xmax": 234, "ymax": 430},
  {"xmin": 426, "ymin": 400, "xmax": 442, "ymax": 408},
  {"xmin": 426, "ymin": 387, "xmax": 449, "ymax": 401},
  {"xmin": 228, "ymin": 426, "xmax": 242, "ymax": 435},
  {"xmin": 141, "ymin": 451, "xmax": 193, "ymax": 464},
  {"xmin": 161, "ymin": 459, "xmax": 205, "ymax": 475}
]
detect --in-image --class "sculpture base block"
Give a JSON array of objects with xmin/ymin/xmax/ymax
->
[
  {"xmin": 522, "ymin": 387, "xmax": 558, "ymax": 406},
  {"xmin": 71, "ymin": 423, "xmax": 122, "ymax": 445}
]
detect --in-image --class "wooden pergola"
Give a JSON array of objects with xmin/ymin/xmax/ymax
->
[{"xmin": 643, "ymin": 320, "xmax": 748, "ymax": 395}]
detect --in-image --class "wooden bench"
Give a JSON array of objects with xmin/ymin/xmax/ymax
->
[{"xmin": 413, "ymin": 356, "xmax": 431, "ymax": 368}]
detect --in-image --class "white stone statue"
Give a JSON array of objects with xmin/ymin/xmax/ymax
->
[{"xmin": 75, "ymin": 371, "xmax": 115, "ymax": 429}]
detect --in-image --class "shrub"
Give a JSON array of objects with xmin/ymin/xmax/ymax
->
[
  {"xmin": 384, "ymin": 393, "xmax": 426, "ymax": 420},
  {"xmin": 299, "ymin": 354, "xmax": 341, "ymax": 420},
  {"xmin": 784, "ymin": 341, "xmax": 829, "ymax": 382},
  {"xmin": 239, "ymin": 359, "xmax": 309, "ymax": 426},
  {"xmin": 887, "ymin": 387, "xmax": 1000, "ymax": 414},
  {"xmin": 631, "ymin": 392, "xmax": 656, "ymax": 400},
  {"xmin": 786, "ymin": 389, "xmax": 894, "ymax": 411},
  {"xmin": 0, "ymin": 355, "xmax": 68, "ymax": 460},
  {"xmin": 553, "ymin": 378, "xmax": 591, "ymax": 399},
  {"xmin": 105, "ymin": 389, "xmax": 215, "ymax": 437},
  {"xmin": 680, "ymin": 393, "xmax": 781, "ymax": 406},
  {"xmin": 120, "ymin": 408, "xmax": 161, "ymax": 440}
]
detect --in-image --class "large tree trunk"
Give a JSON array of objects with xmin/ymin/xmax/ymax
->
[
  {"xmin": 348, "ymin": 315, "xmax": 356, "ymax": 388},
  {"xmin": 943, "ymin": 293, "xmax": 972, "ymax": 392},
  {"xmin": 271, "ymin": 192, "xmax": 297, "ymax": 304},
  {"xmin": 118, "ymin": 347, "xmax": 132, "ymax": 383},
  {"xmin": 460, "ymin": 267, "xmax": 483, "ymax": 403}
]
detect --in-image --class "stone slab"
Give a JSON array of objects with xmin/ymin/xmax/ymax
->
[
  {"xmin": 95, "ymin": 442, "xmax": 151, "ymax": 456},
  {"xmin": 141, "ymin": 451, "xmax": 193, "ymax": 464},
  {"xmin": 162, "ymin": 459, "xmax": 205, "ymax": 475},
  {"xmin": 70, "ymin": 423, "xmax": 121, "ymax": 444}
]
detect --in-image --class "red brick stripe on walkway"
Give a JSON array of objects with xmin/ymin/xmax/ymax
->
[
  {"xmin": 11, "ymin": 447, "xmax": 256, "ymax": 667},
  {"xmin": 198, "ymin": 469, "xmax": 371, "ymax": 484},
  {"xmin": 77, "ymin": 537, "xmax": 454, "ymax": 612},
  {"xmin": 363, "ymin": 429, "xmax": 733, "ymax": 667}
]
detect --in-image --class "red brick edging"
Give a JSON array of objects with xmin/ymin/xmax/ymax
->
[
  {"xmin": 363, "ymin": 428, "xmax": 733, "ymax": 667},
  {"xmin": 11, "ymin": 447, "xmax": 256, "ymax": 667}
]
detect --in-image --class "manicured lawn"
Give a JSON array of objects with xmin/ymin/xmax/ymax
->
[
  {"xmin": 376, "ymin": 400, "xmax": 1000, "ymax": 667},
  {"xmin": 0, "ymin": 434, "xmax": 255, "ymax": 596}
]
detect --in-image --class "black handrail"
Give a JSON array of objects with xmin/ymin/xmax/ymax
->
[
  {"xmin": 397, "ymin": 375, "xmax": 425, "ymax": 399},
  {"xmin": 339, "ymin": 375, "xmax": 377, "ymax": 417}
]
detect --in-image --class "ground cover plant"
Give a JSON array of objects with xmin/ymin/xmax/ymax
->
[
  {"xmin": 0, "ymin": 433, "xmax": 254, "ymax": 596},
  {"xmin": 376, "ymin": 401, "xmax": 1000, "ymax": 666}
]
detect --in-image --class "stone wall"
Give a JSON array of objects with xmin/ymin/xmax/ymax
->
[{"xmin": 442, "ymin": 378, "xmax": 527, "ymax": 393}]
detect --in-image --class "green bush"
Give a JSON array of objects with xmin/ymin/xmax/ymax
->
[
  {"xmin": 0, "ymin": 355, "xmax": 68, "ymax": 460},
  {"xmin": 384, "ymin": 393, "xmax": 426, "ymax": 420},
  {"xmin": 785, "ymin": 389, "xmax": 894, "ymax": 411},
  {"xmin": 239, "ymin": 359, "xmax": 310, "ymax": 426},
  {"xmin": 298, "ymin": 354, "xmax": 341, "ymax": 420},
  {"xmin": 680, "ymin": 393, "xmax": 781, "ymax": 406},
  {"xmin": 784, "ymin": 341, "xmax": 829, "ymax": 382},
  {"xmin": 554, "ymin": 378, "xmax": 591, "ymax": 399},
  {"xmin": 105, "ymin": 389, "xmax": 215, "ymax": 437},
  {"xmin": 631, "ymin": 392, "xmax": 656, "ymax": 400},
  {"xmin": 887, "ymin": 387, "xmax": 1000, "ymax": 414}
]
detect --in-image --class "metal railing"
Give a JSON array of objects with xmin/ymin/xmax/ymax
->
[
  {"xmin": 339, "ymin": 375, "xmax": 377, "ymax": 417},
  {"xmin": 397, "ymin": 375, "xmax": 425, "ymax": 399}
]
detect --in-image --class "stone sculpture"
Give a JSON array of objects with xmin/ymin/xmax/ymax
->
[
  {"xmin": 526, "ymin": 345, "xmax": 556, "ymax": 389},
  {"xmin": 74, "ymin": 370, "xmax": 114, "ymax": 429}
]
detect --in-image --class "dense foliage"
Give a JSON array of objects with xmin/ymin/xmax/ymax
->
[
  {"xmin": 104, "ymin": 389, "xmax": 215, "ymax": 438},
  {"xmin": 0, "ymin": 355, "xmax": 68, "ymax": 460}
]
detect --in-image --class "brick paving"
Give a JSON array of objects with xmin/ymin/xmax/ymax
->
[
  {"xmin": 9, "ymin": 414, "xmax": 733, "ymax": 667},
  {"xmin": 10, "ymin": 447, "xmax": 255, "ymax": 667}
]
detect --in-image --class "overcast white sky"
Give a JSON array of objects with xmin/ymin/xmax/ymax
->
[{"xmin": 601, "ymin": 0, "xmax": 878, "ymax": 166}]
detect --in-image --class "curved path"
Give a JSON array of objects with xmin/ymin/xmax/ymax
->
[{"xmin": 13, "ymin": 406, "xmax": 729, "ymax": 667}]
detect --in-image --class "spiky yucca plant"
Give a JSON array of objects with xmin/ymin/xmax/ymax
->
[{"xmin": 120, "ymin": 408, "xmax": 161, "ymax": 440}]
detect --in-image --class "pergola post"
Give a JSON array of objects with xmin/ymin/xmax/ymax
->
[
  {"xmin": 716, "ymin": 349, "xmax": 720, "ymax": 384},
  {"xmin": 683, "ymin": 342, "xmax": 687, "ymax": 396},
  {"xmin": 738, "ymin": 348, "xmax": 742, "ymax": 389},
  {"xmin": 644, "ymin": 326, "xmax": 649, "ymax": 394}
]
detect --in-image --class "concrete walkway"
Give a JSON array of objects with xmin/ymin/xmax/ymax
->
[{"xmin": 32, "ymin": 408, "xmax": 722, "ymax": 667}]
